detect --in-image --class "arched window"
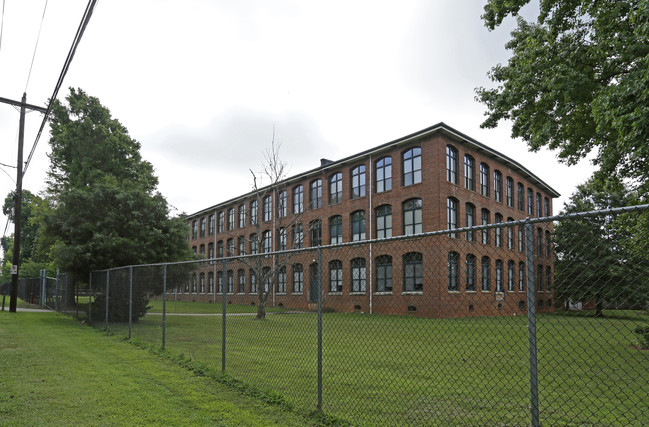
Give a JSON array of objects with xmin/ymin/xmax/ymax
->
[
  {"xmin": 480, "ymin": 163, "xmax": 490, "ymax": 197},
  {"xmin": 507, "ymin": 260, "xmax": 515, "ymax": 291},
  {"xmin": 481, "ymin": 256, "xmax": 490, "ymax": 291},
  {"xmin": 329, "ymin": 260, "xmax": 343, "ymax": 292},
  {"xmin": 375, "ymin": 156, "xmax": 392, "ymax": 193},
  {"xmin": 403, "ymin": 252, "xmax": 423, "ymax": 292},
  {"xmin": 448, "ymin": 252, "xmax": 459, "ymax": 291},
  {"xmin": 466, "ymin": 254, "xmax": 476, "ymax": 291},
  {"xmin": 293, "ymin": 264, "xmax": 303, "ymax": 293},
  {"xmin": 351, "ymin": 165, "xmax": 366, "ymax": 199},
  {"xmin": 329, "ymin": 173, "xmax": 343, "ymax": 204},
  {"xmin": 293, "ymin": 185, "xmax": 303, "ymax": 214},
  {"xmin": 464, "ymin": 155, "xmax": 475, "ymax": 191},
  {"xmin": 446, "ymin": 145, "xmax": 458, "ymax": 184},
  {"xmin": 375, "ymin": 205, "xmax": 392, "ymax": 239},
  {"xmin": 447, "ymin": 197, "xmax": 458, "ymax": 238},
  {"xmin": 494, "ymin": 170, "xmax": 503, "ymax": 202},
  {"xmin": 495, "ymin": 260, "xmax": 504, "ymax": 292},
  {"xmin": 351, "ymin": 210, "xmax": 366, "ymax": 241},
  {"xmin": 402, "ymin": 147, "xmax": 422, "ymax": 186},
  {"xmin": 376, "ymin": 255, "xmax": 393, "ymax": 292},
  {"xmin": 329, "ymin": 216, "xmax": 342, "ymax": 244},
  {"xmin": 481, "ymin": 209, "xmax": 490, "ymax": 244},
  {"xmin": 403, "ymin": 199, "xmax": 422, "ymax": 235},
  {"xmin": 351, "ymin": 258, "xmax": 367, "ymax": 292},
  {"xmin": 310, "ymin": 179, "xmax": 322, "ymax": 209},
  {"xmin": 506, "ymin": 177, "xmax": 514, "ymax": 207}
]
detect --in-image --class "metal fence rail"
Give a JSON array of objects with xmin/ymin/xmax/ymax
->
[{"xmin": 13, "ymin": 206, "xmax": 649, "ymax": 425}]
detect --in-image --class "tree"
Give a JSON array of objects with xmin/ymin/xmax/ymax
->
[
  {"xmin": 553, "ymin": 177, "xmax": 648, "ymax": 315},
  {"xmin": 236, "ymin": 139, "xmax": 306, "ymax": 320},
  {"xmin": 43, "ymin": 88, "xmax": 193, "ymax": 320},
  {"xmin": 476, "ymin": 1, "xmax": 649, "ymax": 191}
]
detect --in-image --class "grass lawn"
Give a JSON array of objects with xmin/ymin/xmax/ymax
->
[
  {"xmin": 0, "ymin": 310, "xmax": 324, "ymax": 426},
  {"xmin": 147, "ymin": 299, "xmax": 289, "ymax": 314},
  {"xmin": 103, "ymin": 305, "xmax": 649, "ymax": 426}
]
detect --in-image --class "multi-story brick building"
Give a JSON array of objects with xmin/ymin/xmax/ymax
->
[{"xmin": 183, "ymin": 123, "xmax": 559, "ymax": 317}]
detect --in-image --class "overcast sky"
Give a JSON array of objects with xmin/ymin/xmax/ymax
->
[{"xmin": 0, "ymin": 0, "xmax": 595, "ymax": 255}]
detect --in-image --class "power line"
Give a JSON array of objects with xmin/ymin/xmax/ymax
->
[
  {"xmin": 24, "ymin": 0, "xmax": 49, "ymax": 93},
  {"xmin": 0, "ymin": 0, "xmax": 5, "ymax": 55},
  {"xmin": 23, "ymin": 0, "xmax": 99, "ymax": 177}
]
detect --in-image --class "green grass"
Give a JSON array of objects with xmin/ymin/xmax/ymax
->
[
  {"xmin": 0, "ymin": 311, "xmax": 325, "ymax": 426},
  {"xmin": 103, "ymin": 306, "xmax": 649, "ymax": 426},
  {"xmin": 147, "ymin": 299, "xmax": 290, "ymax": 314}
]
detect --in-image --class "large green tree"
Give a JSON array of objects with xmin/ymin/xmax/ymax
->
[
  {"xmin": 43, "ymin": 88, "xmax": 193, "ymax": 320},
  {"xmin": 477, "ymin": 0, "xmax": 649, "ymax": 190},
  {"xmin": 553, "ymin": 177, "xmax": 648, "ymax": 315}
]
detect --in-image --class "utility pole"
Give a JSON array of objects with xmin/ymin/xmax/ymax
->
[{"xmin": 0, "ymin": 94, "xmax": 47, "ymax": 312}]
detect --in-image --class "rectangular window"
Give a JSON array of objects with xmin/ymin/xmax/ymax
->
[
  {"xmin": 495, "ymin": 260, "xmax": 503, "ymax": 292},
  {"xmin": 519, "ymin": 262, "xmax": 525, "ymax": 291},
  {"xmin": 200, "ymin": 218, "xmax": 206, "ymax": 237},
  {"xmin": 351, "ymin": 165, "xmax": 366, "ymax": 199},
  {"xmin": 402, "ymin": 147, "xmax": 422, "ymax": 186},
  {"xmin": 507, "ymin": 260, "xmax": 515, "ymax": 291},
  {"xmin": 375, "ymin": 157, "xmax": 392, "ymax": 193},
  {"xmin": 293, "ymin": 223, "xmax": 303, "ymax": 249},
  {"xmin": 536, "ymin": 193, "xmax": 542, "ymax": 217},
  {"xmin": 237, "ymin": 270, "xmax": 245, "ymax": 293},
  {"xmin": 208, "ymin": 214, "xmax": 215, "ymax": 235},
  {"xmin": 278, "ymin": 228, "xmax": 287, "ymax": 251},
  {"xmin": 544, "ymin": 197, "xmax": 550, "ymax": 217},
  {"xmin": 277, "ymin": 267, "xmax": 287, "ymax": 293},
  {"xmin": 310, "ymin": 220, "xmax": 322, "ymax": 247},
  {"xmin": 494, "ymin": 213, "xmax": 503, "ymax": 247},
  {"xmin": 517, "ymin": 183, "xmax": 525, "ymax": 211},
  {"xmin": 527, "ymin": 188, "xmax": 534, "ymax": 215}
]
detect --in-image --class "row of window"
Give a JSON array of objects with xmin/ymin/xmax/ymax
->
[
  {"xmin": 182, "ymin": 253, "xmax": 552, "ymax": 296},
  {"xmin": 190, "ymin": 148, "xmax": 423, "ymax": 239},
  {"xmin": 192, "ymin": 199, "xmax": 553, "ymax": 257},
  {"xmin": 447, "ymin": 198, "xmax": 553, "ymax": 256},
  {"xmin": 446, "ymin": 145, "xmax": 551, "ymax": 216}
]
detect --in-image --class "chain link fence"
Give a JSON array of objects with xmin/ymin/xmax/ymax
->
[
  {"xmin": 19, "ymin": 205, "xmax": 649, "ymax": 425},
  {"xmin": 1, "ymin": 271, "xmax": 73, "ymax": 312}
]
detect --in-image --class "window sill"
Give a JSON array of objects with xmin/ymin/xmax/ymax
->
[
  {"xmin": 349, "ymin": 292, "xmax": 366, "ymax": 296},
  {"xmin": 374, "ymin": 292, "xmax": 393, "ymax": 296},
  {"xmin": 292, "ymin": 292, "xmax": 303, "ymax": 295},
  {"xmin": 448, "ymin": 290, "xmax": 460, "ymax": 294},
  {"xmin": 466, "ymin": 290, "xmax": 477, "ymax": 293},
  {"xmin": 401, "ymin": 291, "xmax": 423, "ymax": 296},
  {"xmin": 276, "ymin": 292, "xmax": 286, "ymax": 296},
  {"xmin": 328, "ymin": 292, "xmax": 343, "ymax": 296}
]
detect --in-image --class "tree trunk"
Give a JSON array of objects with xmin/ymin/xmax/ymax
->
[{"xmin": 256, "ymin": 301, "xmax": 266, "ymax": 319}]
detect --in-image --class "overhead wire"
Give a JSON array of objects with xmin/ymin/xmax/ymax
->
[
  {"xmin": 24, "ymin": 0, "xmax": 49, "ymax": 93},
  {"xmin": 23, "ymin": 0, "xmax": 99, "ymax": 177}
]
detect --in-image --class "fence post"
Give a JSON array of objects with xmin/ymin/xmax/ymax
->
[
  {"xmin": 88, "ymin": 272, "xmax": 93, "ymax": 323},
  {"xmin": 525, "ymin": 219, "xmax": 540, "ymax": 427},
  {"xmin": 317, "ymin": 246, "xmax": 323, "ymax": 412},
  {"xmin": 162, "ymin": 264, "xmax": 167, "ymax": 350},
  {"xmin": 55, "ymin": 269, "xmax": 60, "ymax": 311},
  {"xmin": 105, "ymin": 270, "xmax": 110, "ymax": 332},
  {"xmin": 129, "ymin": 266, "xmax": 133, "ymax": 340},
  {"xmin": 222, "ymin": 257, "xmax": 227, "ymax": 372}
]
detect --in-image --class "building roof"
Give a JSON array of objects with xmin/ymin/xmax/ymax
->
[{"xmin": 188, "ymin": 122, "xmax": 560, "ymax": 218}]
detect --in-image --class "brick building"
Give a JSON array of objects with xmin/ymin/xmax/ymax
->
[{"xmin": 183, "ymin": 123, "xmax": 559, "ymax": 317}]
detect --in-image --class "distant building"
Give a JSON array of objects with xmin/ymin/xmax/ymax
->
[{"xmin": 182, "ymin": 123, "xmax": 559, "ymax": 317}]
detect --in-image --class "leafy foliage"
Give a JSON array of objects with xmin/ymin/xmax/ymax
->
[
  {"xmin": 553, "ymin": 177, "xmax": 649, "ymax": 315},
  {"xmin": 43, "ymin": 88, "xmax": 193, "ymax": 321},
  {"xmin": 477, "ymin": 0, "xmax": 649, "ymax": 190}
]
